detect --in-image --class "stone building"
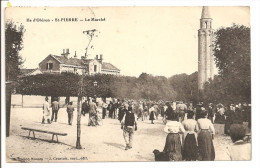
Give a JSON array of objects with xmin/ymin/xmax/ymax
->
[
  {"xmin": 198, "ymin": 6, "xmax": 214, "ymax": 91},
  {"xmin": 38, "ymin": 49, "xmax": 120, "ymax": 75}
]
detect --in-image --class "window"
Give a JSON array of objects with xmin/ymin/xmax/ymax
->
[
  {"xmin": 46, "ymin": 63, "xmax": 53, "ymax": 70},
  {"xmin": 94, "ymin": 65, "xmax": 97, "ymax": 72}
]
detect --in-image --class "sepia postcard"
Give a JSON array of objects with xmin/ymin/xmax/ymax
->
[{"xmin": 2, "ymin": 4, "xmax": 257, "ymax": 167}]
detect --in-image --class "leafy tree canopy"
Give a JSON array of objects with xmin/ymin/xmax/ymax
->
[
  {"xmin": 5, "ymin": 21, "xmax": 25, "ymax": 81},
  {"xmin": 213, "ymin": 24, "xmax": 250, "ymax": 81},
  {"xmin": 204, "ymin": 24, "xmax": 251, "ymax": 104},
  {"xmin": 16, "ymin": 73, "xmax": 177, "ymax": 101}
]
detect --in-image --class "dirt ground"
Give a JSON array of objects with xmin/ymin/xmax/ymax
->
[{"xmin": 6, "ymin": 107, "xmax": 234, "ymax": 163}]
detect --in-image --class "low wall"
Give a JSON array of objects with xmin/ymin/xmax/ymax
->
[{"xmin": 11, "ymin": 94, "xmax": 79, "ymax": 108}]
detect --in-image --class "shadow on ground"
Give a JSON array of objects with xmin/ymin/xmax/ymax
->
[
  {"xmin": 20, "ymin": 135, "xmax": 75, "ymax": 148},
  {"xmin": 103, "ymin": 142, "xmax": 125, "ymax": 150}
]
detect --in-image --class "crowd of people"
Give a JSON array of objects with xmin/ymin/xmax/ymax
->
[{"xmin": 41, "ymin": 96, "xmax": 251, "ymax": 161}]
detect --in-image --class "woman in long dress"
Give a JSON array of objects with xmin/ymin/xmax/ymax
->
[
  {"xmin": 96, "ymin": 102, "xmax": 103, "ymax": 126},
  {"xmin": 224, "ymin": 104, "xmax": 235, "ymax": 135},
  {"xmin": 143, "ymin": 106, "xmax": 149, "ymax": 120},
  {"xmin": 137, "ymin": 103, "xmax": 144, "ymax": 121},
  {"xmin": 182, "ymin": 111, "xmax": 198, "ymax": 161},
  {"xmin": 163, "ymin": 117, "xmax": 185, "ymax": 161},
  {"xmin": 88, "ymin": 99, "xmax": 97, "ymax": 126},
  {"xmin": 196, "ymin": 110, "xmax": 215, "ymax": 161},
  {"xmin": 149, "ymin": 104, "xmax": 156, "ymax": 124}
]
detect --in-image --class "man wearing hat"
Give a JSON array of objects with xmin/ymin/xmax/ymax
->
[
  {"xmin": 121, "ymin": 104, "xmax": 138, "ymax": 150},
  {"xmin": 42, "ymin": 96, "xmax": 51, "ymax": 124},
  {"xmin": 176, "ymin": 101, "xmax": 187, "ymax": 122},
  {"xmin": 195, "ymin": 102, "xmax": 204, "ymax": 120},
  {"xmin": 208, "ymin": 103, "xmax": 214, "ymax": 123},
  {"xmin": 118, "ymin": 103, "xmax": 128, "ymax": 123}
]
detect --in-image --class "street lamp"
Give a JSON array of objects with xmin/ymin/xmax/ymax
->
[{"xmin": 93, "ymin": 81, "xmax": 98, "ymax": 97}]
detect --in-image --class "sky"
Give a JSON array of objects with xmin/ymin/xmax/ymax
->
[{"xmin": 5, "ymin": 6, "xmax": 250, "ymax": 77}]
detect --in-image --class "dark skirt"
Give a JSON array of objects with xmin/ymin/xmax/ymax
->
[
  {"xmin": 118, "ymin": 111, "xmax": 125, "ymax": 122},
  {"xmin": 102, "ymin": 108, "xmax": 106, "ymax": 119},
  {"xmin": 149, "ymin": 111, "xmax": 155, "ymax": 120},
  {"xmin": 138, "ymin": 111, "xmax": 143, "ymax": 118},
  {"xmin": 163, "ymin": 133, "xmax": 182, "ymax": 161},
  {"xmin": 224, "ymin": 116, "xmax": 232, "ymax": 135},
  {"xmin": 215, "ymin": 114, "xmax": 225, "ymax": 124},
  {"xmin": 183, "ymin": 134, "xmax": 198, "ymax": 161},
  {"xmin": 197, "ymin": 130, "xmax": 215, "ymax": 161}
]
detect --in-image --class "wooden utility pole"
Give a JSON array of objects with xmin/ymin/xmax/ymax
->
[
  {"xmin": 76, "ymin": 74, "xmax": 83, "ymax": 149},
  {"xmin": 75, "ymin": 29, "xmax": 99, "ymax": 149}
]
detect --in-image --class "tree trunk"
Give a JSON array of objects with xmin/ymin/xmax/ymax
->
[
  {"xmin": 76, "ymin": 96, "xmax": 82, "ymax": 149},
  {"xmin": 6, "ymin": 82, "xmax": 12, "ymax": 137}
]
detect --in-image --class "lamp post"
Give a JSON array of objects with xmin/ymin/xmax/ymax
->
[{"xmin": 93, "ymin": 81, "xmax": 98, "ymax": 98}]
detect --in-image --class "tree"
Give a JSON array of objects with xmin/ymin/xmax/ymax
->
[
  {"xmin": 16, "ymin": 73, "xmax": 178, "ymax": 101},
  {"xmin": 5, "ymin": 21, "xmax": 25, "ymax": 81},
  {"xmin": 5, "ymin": 21, "xmax": 25, "ymax": 137},
  {"xmin": 16, "ymin": 73, "xmax": 80, "ymax": 96},
  {"xmin": 213, "ymin": 24, "xmax": 250, "ymax": 79},
  {"xmin": 211, "ymin": 24, "xmax": 251, "ymax": 103},
  {"xmin": 169, "ymin": 72, "xmax": 198, "ymax": 103}
]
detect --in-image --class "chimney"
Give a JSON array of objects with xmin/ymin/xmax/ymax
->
[
  {"xmin": 99, "ymin": 54, "xmax": 103, "ymax": 64},
  {"xmin": 96, "ymin": 55, "xmax": 98, "ymax": 60},
  {"xmin": 82, "ymin": 53, "xmax": 88, "ymax": 59},
  {"xmin": 74, "ymin": 51, "xmax": 77, "ymax": 58},
  {"xmin": 61, "ymin": 48, "xmax": 70, "ymax": 59}
]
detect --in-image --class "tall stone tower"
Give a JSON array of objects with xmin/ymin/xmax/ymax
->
[{"xmin": 198, "ymin": 6, "xmax": 214, "ymax": 93}]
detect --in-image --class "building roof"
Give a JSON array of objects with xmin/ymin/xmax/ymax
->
[
  {"xmin": 19, "ymin": 68, "xmax": 42, "ymax": 77},
  {"xmin": 64, "ymin": 57, "xmax": 84, "ymax": 66},
  {"xmin": 52, "ymin": 55, "xmax": 68, "ymax": 64},
  {"xmin": 102, "ymin": 62, "xmax": 120, "ymax": 71},
  {"xmin": 201, "ymin": 6, "xmax": 211, "ymax": 19},
  {"xmin": 51, "ymin": 55, "xmax": 120, "ymax": 71},
  {"xmin": 52, "ymin": 55, "xmax": 91, "ymax": 66},
  {"xmin": 20, "ymin": 69, "xmax": 36, "ymax": 75}
]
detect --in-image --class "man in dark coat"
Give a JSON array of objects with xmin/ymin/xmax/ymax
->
[
  {"xmin": 108, "ymin": 101, "xmax": 113, "ymax": 118},
  {"xmin": 165, "ymin": 102, "xmax": 176, "ymax": 121},
  {"xmin": 118, "ymin": 103, "xmax": 127, "ymax": 123},
  {"xmin": 233, "ymin": 105, "xmax": 243, "ymax": 124},
  {"xmin": 121, "ymin": 105, "xmax": 137, "ymax": 150},
  {"xmin": 81, "ymin": 100, "xmax": 89, "ymax": 116},
  {"xmin": 207, "ymin": 103, "xmax": 214, "ymax": 123},
  {"xmin": 51, "ymin": 98, "xmax": 59, "ymax": 122},
  {"xmin": 112, "ymin": 102, "xmax": 117, "ymax": 119}
]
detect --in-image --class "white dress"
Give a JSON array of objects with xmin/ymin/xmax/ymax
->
[
  {"xmin": 43, "ymin": 101, "xmax": 50, "ymax": 120},
  {"xmin": 96, "ymin": 105, "xmax": 103, "ymax": 125}
]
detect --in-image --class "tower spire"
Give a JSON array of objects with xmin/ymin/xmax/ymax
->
[
  {"xmin": 198, "ymin": 6, "xmax": 214, "ymax": 99},
  {"xmin": 201, "ymin": 6, "xmax": 211, "ymax": 19}
]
